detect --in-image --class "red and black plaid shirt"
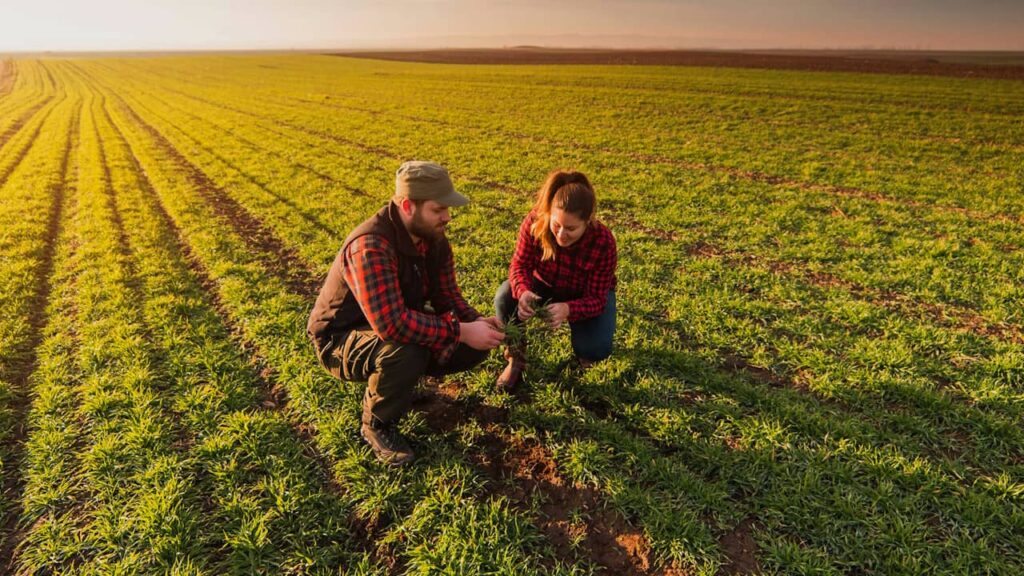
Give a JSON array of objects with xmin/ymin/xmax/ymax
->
[
  {"xmin": 509, "ymin": 212, "xmax": 617, "ymax": 323},
  {"xmin": 344, "ymin": 234, "xmax": 480, "ymax": 363}
]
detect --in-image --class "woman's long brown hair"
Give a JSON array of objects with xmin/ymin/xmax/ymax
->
[{"xmin": 530, "ymin": 170, "xmax": 596, "ymax": 261}]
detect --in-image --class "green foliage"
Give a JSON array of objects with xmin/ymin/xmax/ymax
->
[{"xmin": 0, "ymin": 55, "xmax": 1020, "ymax": 574}]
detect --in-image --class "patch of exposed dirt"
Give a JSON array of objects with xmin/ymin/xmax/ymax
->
[
  {"xmin": 717, "ymin": 518, "xmax": 761, "ymax": 575},
  {"xmin": 687, "ymin": 240, "xmax": 724, "ymax": 258},
  {"xmin": 721, "ymin": 354, "xmax": 793, "ymax": 390},
  {"xmin": 607, "ymin": 213, "xmax": 681, "ymax": 241},
  {"xmin": 416, "ymin": 382, "xmax": 667, "ymax": 575},
  {"xmin": 333, "ymin": 48, "xmax": 1024, "ymax": 81}
]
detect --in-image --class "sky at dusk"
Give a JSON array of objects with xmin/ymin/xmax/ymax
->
[{"xmin": 1, "ymin": 0, "xmax": 1022, "ymax": 52}]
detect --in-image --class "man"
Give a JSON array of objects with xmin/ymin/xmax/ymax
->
[{"xmin": 308, "ymin": 161, "xmax": 505, "ymax": 466}]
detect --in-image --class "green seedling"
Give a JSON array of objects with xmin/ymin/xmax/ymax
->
[
  {"xmin": 2, "ymin": 55, "xmax": 1018, "ymax": 576},
  {"xmin": 500, "ymin": 296, "xmax": 554, "ymax": 350}
]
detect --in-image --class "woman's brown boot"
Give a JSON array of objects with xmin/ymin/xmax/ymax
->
[{"xmin": 496, "ymin": 339, "xmax": 526, "ymax": 393}]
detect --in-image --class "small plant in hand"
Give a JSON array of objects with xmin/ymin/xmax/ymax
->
[
  {"xmin": 502, "ymin": 296, "xmax": 553, "ymax": 348},
  {"xmin": 532, "ymin": 296, "xmax": 554, "ymax": 324}
]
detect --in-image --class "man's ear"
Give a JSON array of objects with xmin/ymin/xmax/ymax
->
[{"xmin": 398, "ymin": 196, "xmax": 413, "ymax": 215}]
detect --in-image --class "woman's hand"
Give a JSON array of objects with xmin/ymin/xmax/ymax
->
[
  {"xmin": 517, "ymin": 290, "xmax": 540, "ymax": 321},
  {"xmin": 545, "ymin": 303, "xmax": 570, "ymax": 330}
]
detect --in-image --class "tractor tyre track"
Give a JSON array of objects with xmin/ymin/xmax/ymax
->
[{"xmin": 122, "ymin": 89, "xmax": 342, "ymax": 240}]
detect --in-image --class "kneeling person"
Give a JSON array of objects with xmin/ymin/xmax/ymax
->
[
  {"xmin": 495, "ymin": 169, "xmax": 617, "ymax": 391},
  {"xmin": 308, "ymin": 161, "xmax": 504, "ymax": 466}
]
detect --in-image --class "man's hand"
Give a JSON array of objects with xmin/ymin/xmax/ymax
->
[
  {"xmin": 481, "ymin": 316, "xmax": 505, "ymax": 331},
  {"xmin": 460, "ymin": 319, "xmax": 505, "ymax": 350},
  {"xmin": 517, "ymin": 290, "xmax": 541, "ymax": 321},
  {"xmin": 545, "ymin": 303, "xmax": 570, "ymax": 330}
]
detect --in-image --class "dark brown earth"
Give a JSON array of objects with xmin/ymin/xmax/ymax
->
[
  {"xmin": 333, "ymin": 48, "xmax": 1024, "ymax": 80},
  {"xmin": 416, "ymin": 380, "xmax": 672, "ymax": 575},
  {"xmin": 717, "ymin": 518, "xmax": 762, "ymax": 575}
]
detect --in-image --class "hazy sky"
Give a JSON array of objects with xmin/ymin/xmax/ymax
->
[{"xmin": 2, "ymin": 0, "xmax": 1022, "ymax": 52}]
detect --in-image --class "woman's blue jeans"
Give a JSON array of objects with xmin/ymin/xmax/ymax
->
[{"xmin": 494, "ymin": 280, "xmax": 616, "ymax": 362}]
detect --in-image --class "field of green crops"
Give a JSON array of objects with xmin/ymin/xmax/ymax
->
[{"xmin": 0, "ymin": 54, "xmax": 1021, "ymax": 575}]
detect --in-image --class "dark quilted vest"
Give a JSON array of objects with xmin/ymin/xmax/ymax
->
[{"xmin": 307, "ymin": 202, "xmax": 449, "ymax": 345}]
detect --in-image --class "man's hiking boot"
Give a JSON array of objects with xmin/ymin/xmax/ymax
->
[
  {"xmin": 361, "ymin": 419, "xmax": 415, "ymax": 466},
  {"xmin": 496, "ymin": 341, "xmax": 526, "ymax": 393}
]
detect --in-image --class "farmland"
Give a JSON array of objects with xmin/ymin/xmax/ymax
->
[{"xmin": 0, "ymin": 54, "xmax": 1021, "ymax": 574}]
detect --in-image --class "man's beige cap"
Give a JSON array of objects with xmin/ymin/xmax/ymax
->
[{"xmin": 395, "ymin": 161, "xmax": 469, "ymax": 207}]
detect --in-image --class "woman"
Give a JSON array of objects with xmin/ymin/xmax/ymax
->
[{"xmin": 494, "ymin": 169, "xmax": 617, "ymax": 392}]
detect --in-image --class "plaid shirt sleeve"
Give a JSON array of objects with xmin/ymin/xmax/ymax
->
[
  {"xmin": 566, "ymin": 227, "xmax": 617, "ymax": 323},
  {"xmin": 431, "ymin": 243, "xmax": 482, "ymax": 322},
  {"xmin": 343, "ymin": 235, "xmax": 461, "ymax": 361},
  {"xmin": 509, "ymin": 214, "xmax": 540, "ymax": 300}
]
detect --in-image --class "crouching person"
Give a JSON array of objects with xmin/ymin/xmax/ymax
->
[
  {"xmin": 495, "ymin": 169, "xmax": 617, "ymax": 392},
  {"xmin": 308, "ymin": 161, "xmax": 504, "ymax": 466}
]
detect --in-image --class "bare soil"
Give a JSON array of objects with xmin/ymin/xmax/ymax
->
[
  {"xmin": 333, "ymin": 48, "xmax": 1024, "ymax": 80},
  {"xmin": 717, "ymin": 518, "xmax": 762, "ymax": 575},
  {"xmin": 417, "ymin": 380, "xmax": 670, "ymax": 574}
]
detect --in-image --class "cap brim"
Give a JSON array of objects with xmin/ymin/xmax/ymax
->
[{"xmin": 435, "ymin": 190, "xmax": 470, "ymax": 208}]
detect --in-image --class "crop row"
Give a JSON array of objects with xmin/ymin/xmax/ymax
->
[
  {"xmin": 76, "ymin": 59, "xmax": 1022, "ymax": 436},
  {"xmin": 63, "ymin": 64, "xmax": 595, "ymax": 574},
  {"xmin": 92, "ymin": 57, "xmax": 1024, "ymax": 328},
  {"xmin": 120, "ymin": 55, "xmax": 1024, "ymax": 216},
  {"xmin": 71, "ymin": 58, "xmax": 1023, "ymax": 573},
  {"xmin": 0, "ymin": 61, "xmax": 73, "ymax": 567}
]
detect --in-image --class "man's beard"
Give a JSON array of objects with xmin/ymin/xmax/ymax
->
[{"xmin": 410, "ymin": 211, "xmax": 445, "ymax": 241}]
